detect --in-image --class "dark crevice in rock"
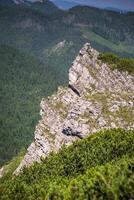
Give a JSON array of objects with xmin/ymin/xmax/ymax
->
[
  {"xmin": 62, "ymin": 127, "xmax": 83, "ymax": 139},
  {"xmin": 68, "ymin": 84, "xmax": 80, "ymax": 97}
]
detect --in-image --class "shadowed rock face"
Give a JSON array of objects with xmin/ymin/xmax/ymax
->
[{"xmin": 14, "ymin": 43, "xmax": 134, "ymax": 175}]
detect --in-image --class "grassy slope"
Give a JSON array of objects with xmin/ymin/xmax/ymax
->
[
  {"xmin": 99, "ymin": 52, "xmax": 134, "ymax": 74},
  {"xmin": 0, "ymin": 129, "xmax": 134, "ymax": 199},
  {"xmin": 0, "ymin": 151, "xmax": 25, "ymax": 180},
  {"xmin": 80, "ymin": 27, "xmax": 134, "ymax": 55},
  {"xmin": 69, "ymin": 6, "xmax": 134, "ymax": 50}
]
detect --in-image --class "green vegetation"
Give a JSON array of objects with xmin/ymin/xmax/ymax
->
[
  {"xmin": 115, "ymin": 106, "xmax": 134, "ymax": 124},
  {"xmin": 99, "ymin": 52, "xmax": 134, "ymax": 74},
  {"xmin": 81, "ymin": 28, "xmax": 134, "ymax": 55},
  {"xmin": 0, "ymin": 2, "xmax": 134, "ymax": 166},
  {"xmin": 0, "ymin": 45, "xmax": 68, "ymax": 166},
  {"xmin": 69, "ymin": 6, "xmax": 134, "ymax": 55},
  {"xmin": 0, "ymin": 4, "xmax": 82, "ymax": 166},
  {"xmin": 0, "ymin": 4, "xmax": 134, "ymax": 59},
  {"xmin": 0, "ymin": 150, "xmax": 25, "ymax": 181},
  {"xmin": 0, "ymin": 4, "xmax": 133, "ymax": 198},
  {"xmin": 0, "ymin": 129, "xmax": 134, "ymax": 199},
  {"xmin": 29, "ymin": 0, "xmax": 60, "ymax": 15}
]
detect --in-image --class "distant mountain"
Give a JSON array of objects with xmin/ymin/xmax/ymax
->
[
  {"xmin": 0, "ymin": 0, "xmax": 60, "ymax": 14},
  {"xmin": 51, "ymin": 0, "xmax": 78, "ymax": 9},
  {"xmin": 68, "ymin": 6, "xmax": 134, "ymax": 53},
  {"xmin": 105, "ymin": 7, "xmax": 128, "ymax": 13},
  {"xmin": 30, "ymin": 0, "xmax": 60, "ymax": 14},
  {"xmin": 0, "ymin": 0, "xmax": 14, "ymax": 6},
  {"xmin": 0, "ymin": 0, "xmax": 30, "ymax": 6}
]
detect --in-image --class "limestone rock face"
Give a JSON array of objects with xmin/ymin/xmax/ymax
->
[{"xmin": 14, "ymin": 43, "xmax": 134, "ymax": 175}]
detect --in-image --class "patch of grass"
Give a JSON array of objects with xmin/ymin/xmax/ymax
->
[
  {"xmin": 0, "ymin": 150, "xmax": 25, "ymax": 182},
  {"xmin": 52, "ymin": 101, "xmax": 68, "ymax": 119},
  {"xmin": 114, "ymin": 106, "xmax": 134, "ymax": 124},
  {"xmin": 99, "ymin": 52, "xmax": 134, "ymax": 74},
  {"xmin": 41, "ymin": 126, "xmax": 55, "ymax": 142}
]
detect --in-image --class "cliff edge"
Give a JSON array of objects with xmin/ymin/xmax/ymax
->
[{"xmin": 14, "ymin": 43, "xmax": 134, "ymax": 174}]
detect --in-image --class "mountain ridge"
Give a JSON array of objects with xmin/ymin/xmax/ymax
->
[
  {"xmin": 0, "ymin": 2, "xmax": 134, "ymax": 57},
  {"xmin": 0, "ymin": 0, "xmax": 60, "ymax": 14},
  {"xmin": 0, "ymin": 0, "xmax": 134, "ymax": 167},
  {"xmin": 13, "ymin": 43, "xmax": 134, "ymax": 175}
]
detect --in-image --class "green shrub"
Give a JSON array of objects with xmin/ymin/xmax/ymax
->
[
  {"xmin": 99, "ymin": 53, "xmax": 134, "ymax": 74},
  {"xmin": 45, "ymin": 154, "xmax": 134, "ymax": 200},
  {"xmin": 1, "ymin": 129, "xmax": 134, "ymax": 199}
]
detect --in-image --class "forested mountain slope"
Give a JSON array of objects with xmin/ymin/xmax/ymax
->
[
  {"xmin": 0, "ymin": 3, "xmax": 134, "ymax": 58},
  {"xmin": 0, "ymin": 45, "xmax": 67, "ymax": 166},
  {"xmin": 0, "ymin": 1, "xmax": 134, "ymax": 166},
  {"xmin": 29, "ymin": 0, "xmax": 60, "ymax": 14},
  {"xmin": 0, "ymin": 0, "xmax": 60, "ymax": 14},
  {"xmin": 69, "ymin": 6, "xmax": 134, "ymax": 44},
  {"xmin": 0, "ymin": 4, "xmax": 85, "ymax": 166},
  {"xmin": 0, "ymin": 0, "xmax": 14, "ymax": 6}
]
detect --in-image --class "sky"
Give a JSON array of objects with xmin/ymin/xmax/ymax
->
[{"xmin": 29, "ymin": 0, "xmax": 134, "ymax": 11}]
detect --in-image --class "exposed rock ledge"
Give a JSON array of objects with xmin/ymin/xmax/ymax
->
[{"xmin": 14, "ymin": 43, "xmax": 134, "ymax": 175}]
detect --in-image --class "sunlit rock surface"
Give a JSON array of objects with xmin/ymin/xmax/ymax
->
[{"xmin": 14, "ymin": 43, "xmax": 134, "ymax": 175}]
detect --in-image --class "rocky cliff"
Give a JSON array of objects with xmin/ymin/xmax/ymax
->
[{"xmin": 14, "ymin": 43, "xmax": 134, "ymax": 174}]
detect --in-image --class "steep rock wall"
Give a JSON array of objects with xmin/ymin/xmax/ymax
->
[{"xmin": 14, "ymin": 43, "xmax": 134, "ymax": 174}]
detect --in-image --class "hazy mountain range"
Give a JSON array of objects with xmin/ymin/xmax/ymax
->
[
  {"xmin": 1, "ymin": 0, "xmax": 134, "ymax": 11},
  {"xmin": 28, "ymin": 0, "xmax": 134, "ymax": 11}
]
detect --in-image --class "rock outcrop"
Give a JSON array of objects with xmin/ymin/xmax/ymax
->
[{"xmin": 14, "ymin": 43, "xmax": 134, "ymax": 175}]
